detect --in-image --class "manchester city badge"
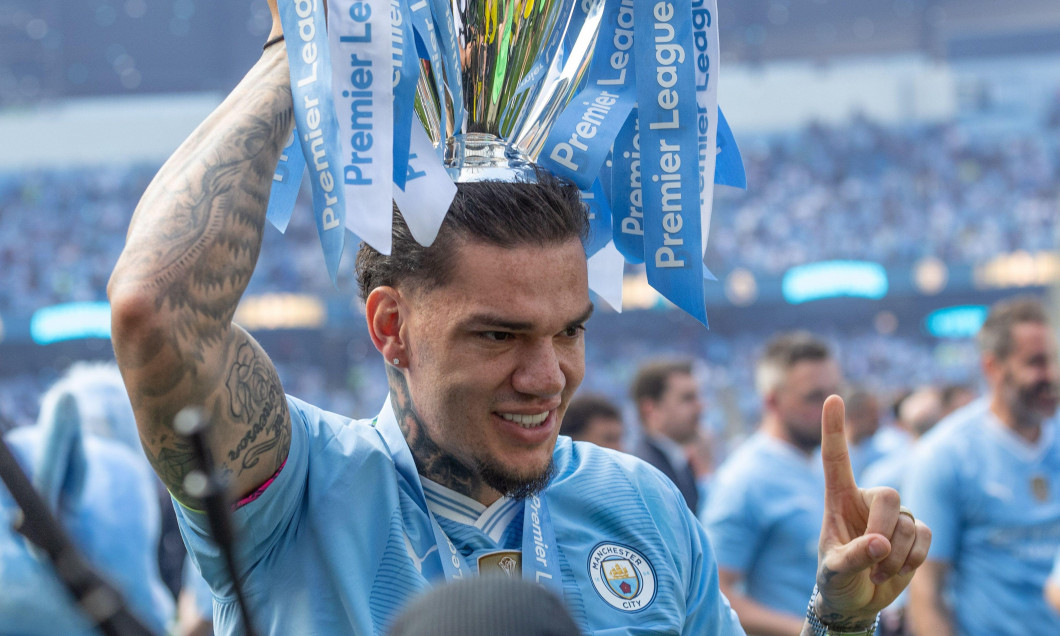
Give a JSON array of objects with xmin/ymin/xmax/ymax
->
[{"xmin": 588, "ymin": 543, "xmax": 657, "ymax": 612}]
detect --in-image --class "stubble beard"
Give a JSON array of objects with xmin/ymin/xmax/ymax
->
[{"xmin": 388, "ymin": 366, "xmax": 556, "ymax": 501}]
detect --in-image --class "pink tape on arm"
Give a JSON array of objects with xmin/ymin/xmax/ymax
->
[{"xmin": 232, "ymin": 459, "xmax": 287, "ymax": 510}]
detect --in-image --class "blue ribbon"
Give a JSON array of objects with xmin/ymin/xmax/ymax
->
[
  {"xmin": 266, "ymin": 129, "xmax": 306, "ymax": 234},
  {"xmin": 522, "ymin": 495, "xmax": 563, "ymax": 595},
  {"xmin": 408, "ymin": 0, "xmax": 449, "ymax": 144},
  {"xmin": 391, "ymin": 0, "xmax": 419, "ymax": 189},
  {"xmin": 429, "ymin": 0, "xmax": 465, "ymax": 132},
  {"xmin": 279, "ymin": 0, "xmax": 346, "ymax": 282},
  {"xmin": 582, "ymin": 179, "xmax": 613, "ymax": 258},
  {"xmin": 714, "ymin": 107, "xmax": 745, "ymax": 188},
  {"xmin": 610, "ymin": 111, "xmax": 644, "ymax": 264},
  {"xmin": 633, "ymin": 0, "xmax": 708, "ymax": 325},
  {"xmin": 539, "ymin": 0, "xmax": 636, "ymax": 190}
]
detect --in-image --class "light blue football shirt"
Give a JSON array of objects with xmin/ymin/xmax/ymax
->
[
  {"xmin": 176, "ymin": 396, "xmax": 744, "ymax": 635},
  {"xmin": 701, "ymin": 432, "xmax": 824, "ymax": 616},
  {"xmin": 904, "ymin": 398, "xmax": 1060, "ymax": 636}
]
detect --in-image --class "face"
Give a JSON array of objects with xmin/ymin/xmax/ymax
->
[
  {"xmin": 576, "ymin": 415, "xmax": 625, "ymax": 452},
  {"xmin": 399, "ymin": 239, "xmax": 592, "ymax": 498},
  {"xmin": 771, "ymin": 359, "xmax": 841, "ymax": 451},
  {"xmin": 993, "ymin": 322, "xmax": 1059, "ymax": 423},
  {"xmin": 650, "ymin": 372, "xmax": 703, "ymax": 445}
]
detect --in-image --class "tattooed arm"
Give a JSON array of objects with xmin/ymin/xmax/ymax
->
[{"xmin": 108, "ymin": 39, "xmax": 292, "ymax": 508}]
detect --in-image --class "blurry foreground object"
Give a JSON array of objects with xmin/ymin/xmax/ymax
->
[
  {"xmin": 0, "ymin": 366, "xmax": 173, "ymax": 634},
  {"xmin": 387, "ymin": 576, "xmax": 581, "ymax": 636}
]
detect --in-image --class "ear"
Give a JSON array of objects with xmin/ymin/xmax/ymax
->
[{"xmin": 365, "ymin": 286, "xmax": 407, "ymax": 368}]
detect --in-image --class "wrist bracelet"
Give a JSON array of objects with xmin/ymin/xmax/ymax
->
[
  {"xmin": 263, "ymin": 34, "xmax": 284, "ymax": 51},
  {"xmin": 805, "ymin": 586, "xmax": 879, "ymax": 636}
]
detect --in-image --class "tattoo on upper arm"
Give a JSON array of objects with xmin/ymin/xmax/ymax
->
[
  {"xmin": 110, "ymin": 69, "xmax": 295, "ymax": 497},
  {"xmin": 224, "ymin": 339, "xmax": 291, "ymax": 473}
]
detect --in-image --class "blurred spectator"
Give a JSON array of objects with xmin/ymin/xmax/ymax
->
[
  {"xmin": 862, "ymin": 386, "xmax": 944, "ymax": 491},
  {"xmin": 844, "ymin": 386, "xmax": 887, "ymax": 479},
  {"xmin": 939, "ymin": 383, "xmax": 977, "ymax": 418},
  {"xmin": 906, "ymin": 297, "xmax": 1060, "ymax": 636},
  {"xmin": 1047, "ymin": 548, "xmax": 1060, "ymax": 614},
  {"xmin": 561, "ymin": 393, "xmax": 625, "ymax": 452},
  {"xmin": 684, "ymin": 428, "xmax": 716, "ymax": 518},
  {"xmin": 629, "ymin": 360, "xmax": 704, "ymax": 512},
  {"xmin": 701, "ymin": 333, "xmax": 840, "ymax": 636},
  {"xmin": 0, "ymin": 363, "xmax": 174, "ymax": 634},
  {"xmin": 176, "ymin": 558, "xmax": 214, "ymax": 636},
  {"xmin": 862, "ymin": 386, "xmax": 945, "ymax": 636}
]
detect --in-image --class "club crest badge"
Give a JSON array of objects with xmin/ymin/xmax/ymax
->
[{"xmin": 588, "ymin": 543, "xmax": 657, "ymax": 612}]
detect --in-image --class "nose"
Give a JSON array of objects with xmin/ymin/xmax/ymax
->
[{"xmin": 512, "ymin": 338, "xmax": 566, "ymax": 398}]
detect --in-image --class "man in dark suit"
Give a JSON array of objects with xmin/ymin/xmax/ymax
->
[{"xmin": 629, "ymin": 360, "xmax": 704, "ymax": 512}]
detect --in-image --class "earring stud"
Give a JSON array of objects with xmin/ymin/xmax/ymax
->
[{"xmin": 392, "ymin": 357, "xmax": 400, "ymax": 366}]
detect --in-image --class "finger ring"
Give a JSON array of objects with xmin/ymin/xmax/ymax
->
[{"xmin": 899, "ymin": 505, "xmax": 915, "ymax": 522}]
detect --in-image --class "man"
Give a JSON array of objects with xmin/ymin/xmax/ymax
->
[
  {"xmin": 560, "ymin": 393, "xmax": 625, "ymax": 452},
  {"xmin": 844, "ymin": 387, "xmax": 895, "ymax": 481},
  {"xmin": 630, "ymin": 360, "xmax": 704, "ymax": 511},
  {"xmin": 702, "ymin": 333, "xmax": 842, "ymax": 636},
  {"xmin": 108, "ymin": 5, "xmax": 930, "ymax": 634},
  {"xmin": 861, "ymin": 386, "xmax": 944, "ymax": 492},
  {"xmin": 906, "ymin": 297, "xmax": 1060, "ymax": 636}
]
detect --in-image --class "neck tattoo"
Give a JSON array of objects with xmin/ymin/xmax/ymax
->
[{"xmin": 387, "ymin": 367, "xmax": 486, "ymax": 501}]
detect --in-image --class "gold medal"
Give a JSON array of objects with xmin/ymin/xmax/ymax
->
[{"xmin": 477, "ymin": 550, "xmax": 522, "ymax": 578}]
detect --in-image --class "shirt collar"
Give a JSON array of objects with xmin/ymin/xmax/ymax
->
[{"xmin": 421, "ymin": 478, "xmax": 521, "ymax": 543}]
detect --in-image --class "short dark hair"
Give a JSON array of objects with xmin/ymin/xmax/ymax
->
[
  {"xmin": 630, "ymin": 360, "xmax": 694, "ymax": 414},
  {"xmin": 561, "ymin": 394, "xmax": 622, "ymax": 438},
  {"xmin": 356, "ymin": 168, "xmax": 587, "ymax": 301},
  {"xmin": 755, "ymin": 332, "xmax": 832, "ymax": 397},
  {"xmin": 977, "ymin": 296, "xmax": 1050, "ymax": 360}
]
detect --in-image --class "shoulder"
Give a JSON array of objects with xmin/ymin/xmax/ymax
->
[
  {"xmin": 287, "ymin": 395, "xmax": 389, "ymax": 456},
  {"xmin": 916, "ymin": 398, "xmax": 989, "ymax": 458},
  {"xmin": 552, "ymin": 438, "xmax": 689, "ymax": 513}
]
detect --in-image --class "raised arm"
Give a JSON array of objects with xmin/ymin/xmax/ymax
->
[
  {"xmin": 799, "ymin": 396, "xmax": 933, "ymax": 636},
  {"xmin": 108, "ymin": 15, "xmax": 292, "ymax": 507}
]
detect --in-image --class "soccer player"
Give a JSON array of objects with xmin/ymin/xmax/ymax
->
[
  {"xmin": 107, "ymin": 3, "xmax": 931, "ymax": 633},
  {"xmin": 905, "ymin": 297, "xmax": 1060, "ymax": 636},
  {"xmin": 630, "ymin": 360, "xmax": 705, "ymax": 512},
  {"xmin": 702, "ymin": 333, "xmax": 842, "ymax": 636}
]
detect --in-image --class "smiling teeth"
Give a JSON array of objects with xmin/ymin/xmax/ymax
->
[{"xmin": 501, "ymin": 412, "xmax": 549, "ymax": 427}]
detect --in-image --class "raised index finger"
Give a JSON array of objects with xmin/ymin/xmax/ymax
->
[{"xmin": 821, "ymin": 394, "xmax": 858, "ymax": 501}]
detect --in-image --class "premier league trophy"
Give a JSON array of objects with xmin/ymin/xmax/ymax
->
[{"xmin": 270, "ymin": 0, "xmax": 742, "ymax": 324}]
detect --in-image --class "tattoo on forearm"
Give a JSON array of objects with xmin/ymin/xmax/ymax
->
[{"xmin": 388, "ymin": 367, "xmax": 482, "ymax": 500}]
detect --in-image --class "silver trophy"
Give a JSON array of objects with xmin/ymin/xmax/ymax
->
[{"xmin": 417, "ymin": 0, "xmax": 605, "ymax": 183}]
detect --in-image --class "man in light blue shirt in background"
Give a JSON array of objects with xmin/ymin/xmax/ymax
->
[
  {"xmin": 703, "ymin": 333, "xmax": 841, "ymax": 636},
  {"xmin": 906, "ymin": 297, "xmax": 1060, "ymax": 636}
]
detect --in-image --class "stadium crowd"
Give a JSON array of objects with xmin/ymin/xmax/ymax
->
[{"xmin": 1, "ymin": 116, "xmax": 1058, "ymax": 319}]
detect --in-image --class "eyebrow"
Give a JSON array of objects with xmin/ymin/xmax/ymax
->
[{"xmin": 462, "ymin": 303, "xmax": 595, "ymax": 333}]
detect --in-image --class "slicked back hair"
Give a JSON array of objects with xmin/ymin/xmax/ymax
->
[
  {"xmin": 356, "ymin": 168, "xmax": 588, "ymax": 301},
  {"xmin": 977, "ymin": 296, "xmax": 1050, "ymax": 360}
]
